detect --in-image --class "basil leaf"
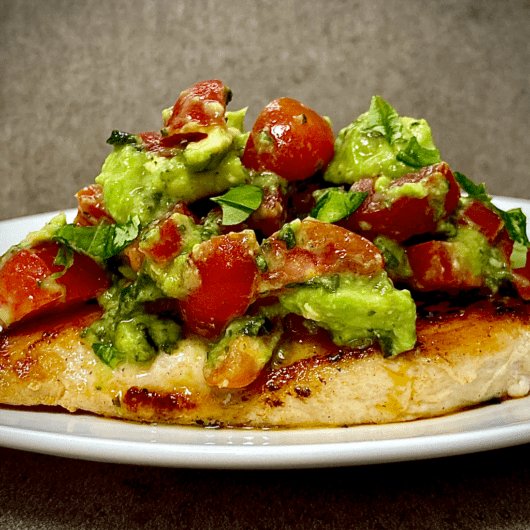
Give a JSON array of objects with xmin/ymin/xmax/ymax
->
[
  {"xmin": 396, "ymin": 136, "xmax": 441, "ymax": 168},
  {"xmin": 455, "ymin": 172, "xmax": 530, "ymax": 266},
  {"xmin": 277, "ymin": 223, "xmax": 297, "ymax": 249},
  {"xmin": 364, "ymin": 95, "xmax": 403, "ymax": 145},
  {"xmin": 454, "ymin": 172, "xmax": 490, "ymax": 203},
  {"xmin": 92, "ymin": 343, "xmax": 125, "ymax": 369},
  {"xmin": 106, "ymin": 130, "xmax": 137, "ymax": 146},
  {"xmin": 211, "ymin": 185, "xmax": 263, "ymax": 226},
  {"xmin": 54, "ymin": 215, "xmax": 141, "ymax": 262},
  {"xmin": 503, "ymin": 208, "xmax": 530, "ymax": 247},
  {"xmin": 50, "ymin": 245, "xmax": 74, "ymax": 280},
  {"xmin": 311, "ymin": 188, "xmax": 368, "ymax": 223}
]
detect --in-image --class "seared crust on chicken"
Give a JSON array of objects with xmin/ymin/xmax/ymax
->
[{"xmin": 1, "ymin": 298, "xmax": 530, "ymax": 427}]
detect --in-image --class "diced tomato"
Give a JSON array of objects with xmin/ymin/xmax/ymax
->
[
  {"xmin": 259, "ymin": 218, "xmax": 384, "ymax": 293},
  {"xmin": 0, "ymin": 242, "xmax": 110, "ymax": 327},
  {"xmin": 137, "ymin": 131, "xmax": 207, "ymax": 157},
  {"xmin": 405, "ymin": 240, "xmax": 484, "ymax": 292},
  {"xmin": 341, "ymin": 162, "xmax": 461, "ymax": 243},
  {"xmin": 458, "ymin": 199, "xmax": 504, "ymax": 243},
  {"xmin": 179, "ymin": 232, "xmax": 260, "ymax": 338},
  {"xmin": 241, "ymin": 97, "xmax": 335, "ymax": 182},
  {"xmin": 74, "ymin": 184, "xmax": 115, "ymax": 227},
  {"xmin": 165, "ymin": 79, "xmax": 232, "ymax": 138},
  {"xmin": 140, "ymin": 202, "xmax": 198, "ymax": 265},
  {"xmin": 245, "ymin": 185, "xmax": 288, "ymax": 236},
  {"xmin": 497, "ymin": 229, "xmax": 530, "ymax": 300}
]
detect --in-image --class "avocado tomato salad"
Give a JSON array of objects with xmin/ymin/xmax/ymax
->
[{"xmin": 1, "ymin": 79, "xmax": 529, "ymax": 389}]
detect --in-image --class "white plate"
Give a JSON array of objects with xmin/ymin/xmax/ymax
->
[{"xmin": 1, "ymin": 198, "xmax": 530, "ymax": 469}]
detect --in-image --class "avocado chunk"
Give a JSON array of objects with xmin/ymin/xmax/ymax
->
[
  {"xmin": 278, "ymin": 272, "xmax": 417, "ymax": 357},
  {"xmin": 324, "ymin": 96, "xmax": 440, "ymax": 184}
]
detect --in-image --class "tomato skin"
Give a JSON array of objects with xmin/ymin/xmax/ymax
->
[
  {"xmin": 458, "ymin": 199, "xmax": 504, "ymax": 243},
  {"xmin": 405, "ymin": 240, "xmax": 484, "ymax": 292},
  {"xmin": 74, "ymin": 184, "xmax": 115, "ymax": 227},
  {"xmin": 259, "ymin": 218, "xmax": 384, "ymax": 293},
  {"xmin": 246, "ymin": 185, "xmax": 288, "ymax": 236},
  {"xmin": 342, "ymin": 162, "xmax": 461, "ymax": 243},
  {"xmin": 0, "ymin": 242, "xmax": 110, "ymax": 327},
  {"xmin": 241, "ymin": 97, "xmax": 335, "ymax": 182},
  {"xmin": 165, "ymin": 79, "xmax": 231, "ymax": 137},
  {"xmin": 140, "ymin": 202, "xmax": 198, "ymax": 265},
  {"xmin": 179, "ymin": 232, "xmax": 260, "ymax": 338}
]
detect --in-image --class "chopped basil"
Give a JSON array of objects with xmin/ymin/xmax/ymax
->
[
  {"xmin": 311, "ymin": 188, "xmax": 368, "ymax": 223},
  {"xmin": 454, "ymin": 172, "xmax": 490, "ymax": 203},
  {"xmin": 50, "ymin": 245, "xmax": 74, "ymax": 280},
  {"xmin": 395, "ymin": 137, "xmax": 441, "ymax": 168},
  {"xmin": 106, "ymin": 130, "xmax": 137, "ymax": 146},
  {"xmin": 455, "ymin": 172, "xmax": 530, "ymax": 267},
  {"xmin": 211, "ymin": 185, "xmax": 263, "ymax": 226},
  {"xmin": 92, "ymin": 343, "xmax": 125, "ymax": 369},
  {"xmin": 54, "ymin": 215, "xmax": 141, "ymax": 262},
  {"xmin": 364, "ymin": 95, "xmax": 403, "ymax": 145},
  {"xmin": 277, "ymin": 223, "xmax": 296, "ymax": 249}
]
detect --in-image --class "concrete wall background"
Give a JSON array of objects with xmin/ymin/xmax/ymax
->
[{"xmin": 1, "ymin": 0, "xmax": 529, "ymax": 221}]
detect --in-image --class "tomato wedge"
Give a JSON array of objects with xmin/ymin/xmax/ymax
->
[
  {"xmin": 0, "ymin": 242, "xmax": 110, "ymax": 327},
  {"xmin": 241, "ymin": 97, "xmax": 335, "ymax": 182},
  {"xmin": 179, "ymin": 232, "xmax": 260, "ymax": 338},
  {"xmin": 341, "ymin": 162, "xmax": 461, "ymax": 243}
]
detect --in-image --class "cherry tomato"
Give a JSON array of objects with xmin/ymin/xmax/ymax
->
[
  {"xmin": 179, "ymin": 232, "xmax": 260, "ymax": 338},
  {"xmin": 74, "ymin": 184, "xmax": 115, "ymax": 227},
  {"xmin": 259, "ymin": 218, "xmax": 384, "ymax": 293},
  {"xmin": 405, "ymin": 240, "xmax": 484, "ymax": 292},
  {"xmin": 342, "ymin": 162, "xmax": 461, "ymax": 243},
  {"xmin": 241, "ymin": 97, "xmax": 335, "ymax": 182},
  {"xmin": 0, "ymin": 242, "xmax": 110, "ymax": 327},
  {"xmin": 165, "ymin": 79, "xmax": 232, "ymax": 137}
]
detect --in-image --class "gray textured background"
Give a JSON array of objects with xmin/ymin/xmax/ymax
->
[{"xmin": 1, "ymin": 0, "xmax": 529, "ymax": 222}]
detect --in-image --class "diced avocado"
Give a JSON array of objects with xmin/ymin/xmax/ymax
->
[
  {"xmin": 96, "ymin": 138, "xmax": 249, "ymax": 225},
  {"xmin": 278, "ymin": 272, "xmax": 417, "ymax": 357},
  {"xmin": 450, "ymin": 226, "xmax": 512, "ymax": 292},
  {"xmin": 324, "ymin": 96, "xmax": 440, "ymax": 185}
]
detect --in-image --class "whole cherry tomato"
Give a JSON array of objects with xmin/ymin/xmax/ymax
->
[{"xmin": 241, "ymin": 97, "xmax": 335, "ymax": 182}]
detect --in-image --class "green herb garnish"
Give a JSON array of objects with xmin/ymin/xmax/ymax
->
[
  {"xmin": 455, "ymin": 172, "xmax": 530, "ymax": 267},
  {"xmin": 364, "ymin": 95, "xmax": 403, "ymax": 145},
  {"xmin": 396, "ymin": 136, "xmax": 441, "ymax": 168},
  {"xmin": 364, "ymin": 95, "xmax": 441, "ymax": 169},
  {"xmin": 54, "ymin": 215, "xmax": 141, "ymax": 263},
  {"xmin": 92, "ymin": 343, "xmax": 125, "ymax": 369},
  {"xmin": 277, "ymin": 223, "xmax": 297, "ymax": 249},
  {"xmin": 211, "ymin": 185, "xmax": 263, "ymax": 226},
  {"xmin": 106, "ymin": 130, "xmax": 137, "ymax": 146},
  {"xmin": 311, "ymin": 188, "xmax": 368, "ymax": 223}
]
